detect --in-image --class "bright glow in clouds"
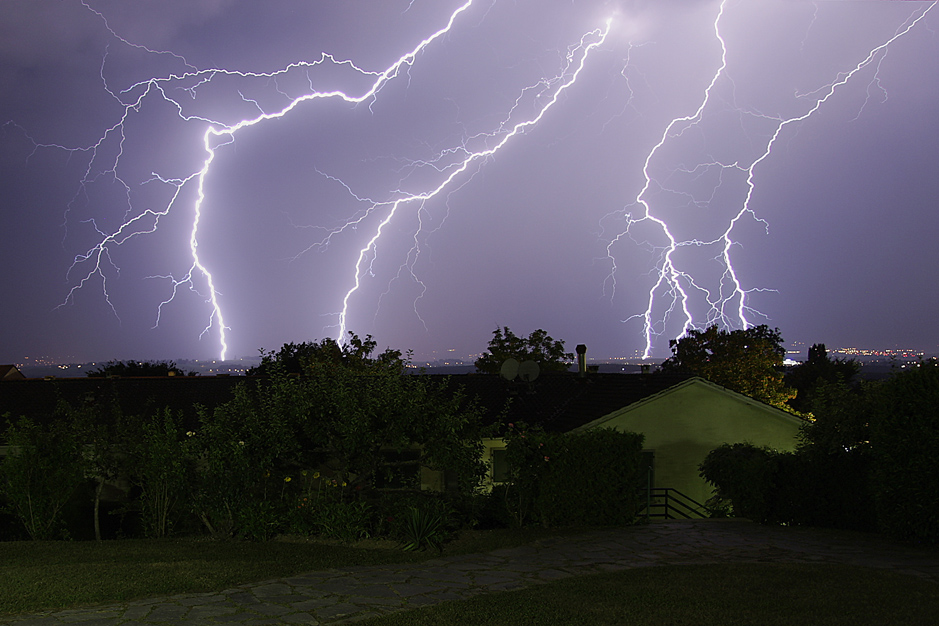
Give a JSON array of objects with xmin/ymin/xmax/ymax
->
[{"xmin": 1, "ymin": 1, "xmax": 937, "ymax": 362}]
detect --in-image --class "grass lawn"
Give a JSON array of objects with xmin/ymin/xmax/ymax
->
[
  {"xmin": 356, "ymin": 562, "xmax": 939, "ymax": 626},
  {"xmin": 0, "ymin": 528, "xmax": 580, "ymax": 616},
  {"xmin": 2, "ymin": 530, "xmax": 938, "ymax": 625}
]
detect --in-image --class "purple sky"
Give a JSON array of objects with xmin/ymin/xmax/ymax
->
[{"xmin": 1, "ymin": 0, "xmax": 937, "ymax": 364}]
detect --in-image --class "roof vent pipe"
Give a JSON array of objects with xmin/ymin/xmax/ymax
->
[{"xmin": 576, "ymin": 344, "xmax": 587, "ymax": 378}]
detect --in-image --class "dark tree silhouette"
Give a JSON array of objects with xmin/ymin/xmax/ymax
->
[
  {"xmin": 86, "ymin": 360, "xmax": 194, "ymax": 377},
  {"xmin": 474, "ymin": 327, "xmax": 573, "ymax": 374},
  {"xmin": 660, "ymin": 324, "xmax": 795, "ymax": 410},
  {"xmin": 247, "ymin": 332, "xmax": 404, "ymax": 376},
  {"xmin": 785, "ymin": 343, "xmax": 859, "ymax": 413}
]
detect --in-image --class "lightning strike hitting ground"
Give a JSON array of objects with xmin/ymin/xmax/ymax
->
[
  {"xmin": 22, "ymin": 0, "xmax": 613, "ymax": 360},
  {"xmin": 47, "ymin": 0, "xmax": 481, "ymax": 360},
  {"xmin": 605, "ymin": 0, "xmax": 936, "ymax": 359},
  {"xmin": 2, "ymin": 1, "xmax": 936, "ymax": 363},
  {"xmin": 332, "ymin": 18, "xmax": 612, "ymax": 342}
]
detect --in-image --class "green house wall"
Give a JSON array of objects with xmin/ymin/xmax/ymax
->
[{"xmin": 574, "ymin": 378, "xmax": 803, "ymax": 509}]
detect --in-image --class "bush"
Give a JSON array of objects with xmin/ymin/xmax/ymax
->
[
  {"xmin": 398, "ymin": 505, "xmax": 449, "ymax": 551},
  {"xmin": 772, "ymin": 449, "xmax": 875, "ymax": 531},
  {"xmin": 189, "ymin": 380, "xmax": 298, "ymax": 539},
  {"xmin": 700, "ymin": 443, "xmax": 877, "ymax": 531},
  {"xmin": 871, "ymin": 360, "xmax": 939, "ymax": 544},
  {"xmin": 0, "ymin": 416, "xmax": 86, "ymax": 540},
  {"xmin": 311, "ymin": 500, "xmax": 372, "ymax": 543},
  {"xmin": 128, "ymin": 409, "xmax": 193, "ymax": 538},
  {"xmin": 504, "ymin": 425, "xmax": 644, "ymax": 528},
  {"xmin": 698, "ymin": 443, "xmax": 779, "ymax": 523},
  {"xmin": 461, "ymin": 487, "xmax": 512, "ymax": 530}
]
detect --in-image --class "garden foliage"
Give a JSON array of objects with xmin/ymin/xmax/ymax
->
[
  {"xmin": 0, "ymin": 334, "xmax": 489, "ymax": 543},
  {"xmin": 870, "ymin": 359, "xmax": 939, "ymax": 544},
  {"xmin": 700, "ymin": 358, "xmax": 939, "ymax": 543},
  {"xmin": 502, "ymin": 423, "xmax": 644, "ymax": 528},
  {"xmin": 129, "ymin": 409, "xmax": 192, "ymax": 538},
  {"xmin": 0, "ymin": 414, "xmax": 86, "ymax": 539},
  {"xmin": 699, "ymin": 443, "xmax": 874, "ymax": 530},
  {"xmin": 698, "ymin": 443, "xmax": 779, "ymax": 523}
]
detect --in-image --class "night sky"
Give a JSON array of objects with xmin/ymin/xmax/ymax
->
[{"xmin": 1, "ymin": 0, "xmax": 937, "ymax": 364}]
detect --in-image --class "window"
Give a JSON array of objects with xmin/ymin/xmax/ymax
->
[{"xmin": 491, "ymin": 448, "xmax": 509, "ymax": 483}]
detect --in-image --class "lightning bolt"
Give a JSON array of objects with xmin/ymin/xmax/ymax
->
[
  {"xmin": 605, "ymin": 0, "xmax": 936, "ymax": 359},
  {"xmin": 27, "ymin": 0, "xmax": 480, "ymax": 360},
  {"xmin": 8, "ymin": 1, "xmax": 933, "ymax": 362},
  {"xmin": 22, "ymin": 0, "xmax": 612, "ymax": 360},
  {"xmin": 332, "ymin": 18, "xmax": 612, "ymax": 342}
]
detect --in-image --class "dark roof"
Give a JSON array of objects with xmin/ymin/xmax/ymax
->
[
  {"xmin": 1, "ymin": 371, "xmax": 694, "ymax": 437},
  {"xmin": 0, "ymin": 365, "xmax": 26, "ymax": 381},
  {"xmin": 0, "ymin": 376, "xmax": 250, "ymax": 432},
  {"xmin": 442, "ymin": 372, "xmax": 693, "ymax": 432}
]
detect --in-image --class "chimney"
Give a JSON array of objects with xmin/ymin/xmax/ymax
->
[{"xmin": 576, "ymin": 344, "xmax": 587, "ymax": 378}]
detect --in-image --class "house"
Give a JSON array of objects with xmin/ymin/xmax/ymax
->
[
  {"xmin": 569, "ymin": 377, "xmax": 804, "ymax": 509},
  {"xmin": 453, "ymin": 373, "xmax": 803, "ymax": 513},
  {"xmin": 0, "ymin": 365, "xmax": 26, "ymax": 381},
  {"xmin": 1, "ymin": 369, "xmax": 804, "ymax": 512}
]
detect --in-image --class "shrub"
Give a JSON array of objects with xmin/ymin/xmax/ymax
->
[
  {"xmin": 773, "ymin": 449, "xmax": 875, "ymax": 531},
  {"xmin": 399, "ymin": 505, "xmax": 449, "ymax": 551},
  {"xmin": 236, "ymin": 500, "xmax": 284, "ymax": 542},
  {"xmin": 871, "ymin": 360, "xmax": 939, "ymax": 544},
  {"xmin": 312, "ymin": 500, "xmax": 372, "ymax": 543},
  {"xmin": 698, "ymin": 443, "xmax": 779, "ymax": 522},
  {"xmin": 700, "ymin": 443, "xmax": 877, "ymax": 531},
  {"xmin": 0, "ymin": 416, "xmax": 86, "ymax": 540},
  {"xmin": 189, "ymin": 380, "xmax": 298, "ymax": 538},
  {"xmin": 128, "ymin": 409, "xmax": 193, "ymax": 538},
  {"xmin": 393, "ymin": 494, "xmax": 456, "ymax": 548},
  {"xmin": 504, "ymin": 425, "xmax": 644, "ymax": 528},
  {"xmin": 467, "ymin": 486, "xmax": 513, "ymax": 530}
]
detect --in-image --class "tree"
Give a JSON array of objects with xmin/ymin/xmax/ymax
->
[
  {"xmin": 785, "ymin": 343, "xmax": 859, "ymax": 414},
  {"xmin": 798, "ymin": 379, "xmax": 872, "ymax": 455},
  {"xmin": 194, "ymin": 334, "xmax": 487, "ymax": 538},
  {"xmin": 474, "ymin": 327, "xmax": 573, "ymax": 374},
  {"xmin": 660, "ymin": 324, "xmax": 796, "ymax": 409},
  {"xmin": 87, "ymin": 360, "xmax": 194, "ymax": 377},
  {"xmin": 0, "ymin": 415, "xmax": 86, "ymax": 539},
  {"xmin": 870, "ymin": 358, "xmax": 939, "ymax": 543},
  {"xmin": 248, "ymin": 332, "xmax": 404, "ymax": 376},
  {"xmin": 289, "ymin": 358, "xmax": 486, "ymax": 499}
]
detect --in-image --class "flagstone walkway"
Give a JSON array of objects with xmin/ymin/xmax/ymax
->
[{"xmin": 5, "ymin": 520, "xmax": 938, "ymax": 626}]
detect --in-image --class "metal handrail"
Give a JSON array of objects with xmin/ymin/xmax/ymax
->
[{"xmin": 638, "ymin": 487, "xmax": 711, "ymax": 520}]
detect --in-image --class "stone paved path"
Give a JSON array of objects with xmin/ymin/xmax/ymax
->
[{"xmin": 5, "ymin": 520, "xmax": 938, "ymax": 626}]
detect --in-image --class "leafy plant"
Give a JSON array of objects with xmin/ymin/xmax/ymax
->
[
  {"xmin": 503, "ymin": 424, "xmax": 644, "ymax": 528},
  {"xmin": 313, "ymin": 500, "xmax": 372, "ymax": 543},
  {"xmin": 399, "ymin": 506, "xmax": 448, "ymax": 552},
  {"xmin": 236, "ymin": 500, "xmax": 284, "ymax": 541},
  {"xmin": 0, "ymin": 415, "xmax": 85, "ymax": 540},
  {"xmin": 698, "ymin": 443, "xmax": 779, "ymax": 523},
  {"xmin": 871, "ymin": 358, "xmax": 939, "ymax": 544},
  {"xmin": 189, "ymin": 379, "xmax": 297, "ymax": 538},
  {"xmin": 130, "ymin": 409, "xmax": 193, "ymax": 538}
]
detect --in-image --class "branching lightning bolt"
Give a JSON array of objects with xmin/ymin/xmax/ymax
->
[
  {"xmin": 606, "ymin": 0, "xmax": 935, "ymax": 359},
  {"xmin": 330, "ymin": 18, "xmax": 612, "ymax": 342},
  {"xmin": 24, "ymin": 0, "xmax": 483, "ymax": 360},
  {"xmin": 8, "ymin": 0, "xmax": 933, "ymax": 362},
  {"xmin": 18, "ymin": 0, "xmax": 613, "ymax": 359}
]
